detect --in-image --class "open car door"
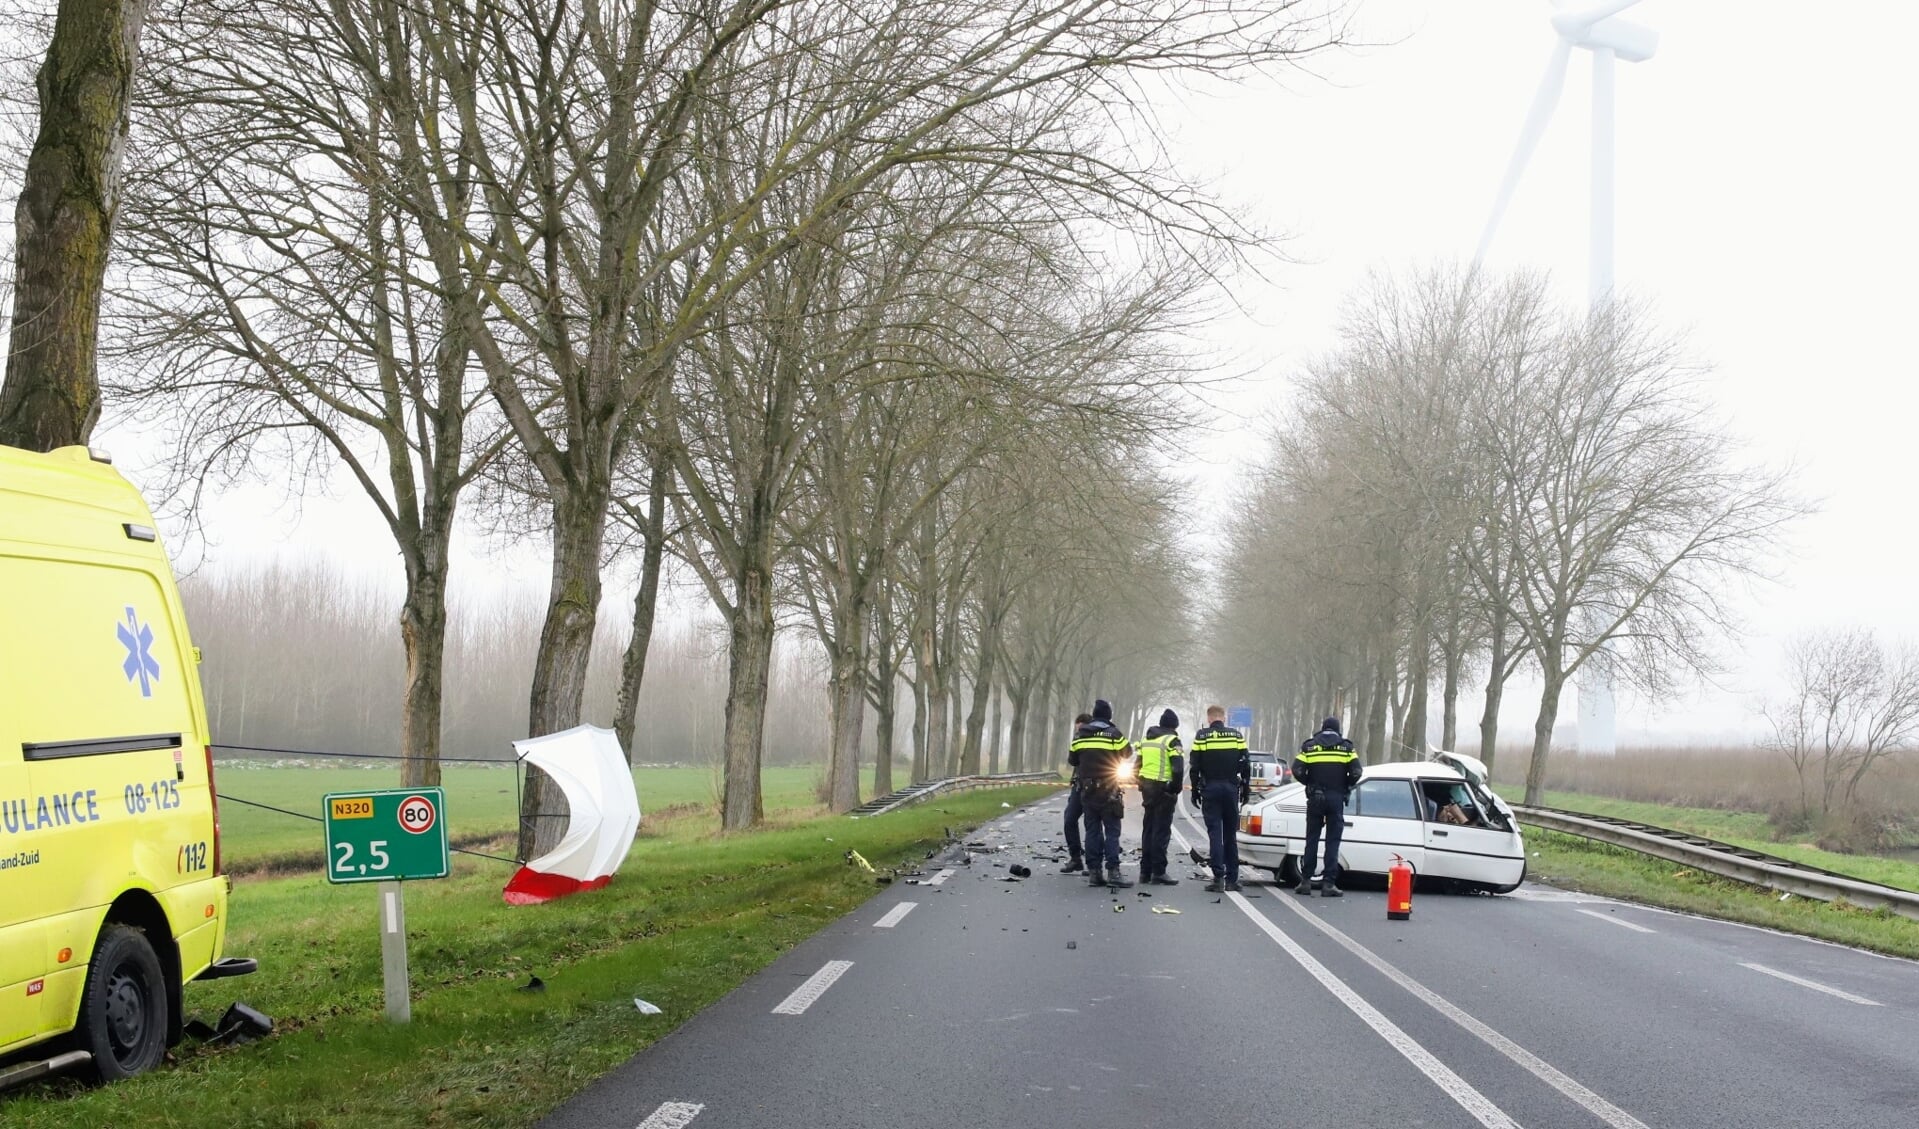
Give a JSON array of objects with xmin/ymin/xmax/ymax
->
[{"xmin": 1429, "ymin": 750, "xmax": 1515, "ymax": 832}]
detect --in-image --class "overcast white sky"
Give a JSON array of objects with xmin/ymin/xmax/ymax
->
[{"xmin": 90, "ymin": 0, "xmax": 1919, "ymax": 746}]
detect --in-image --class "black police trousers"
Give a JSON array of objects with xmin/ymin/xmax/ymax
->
[
  {"xmin": 1201, "ymin": 780, "xmax": 1240, "ymax": 882},
  {"xmin": 1062, "ymin": 783, "xmax": 1084, "ymax": 860},
  {"xmin": 1302, "ymin": 789, "xmax": 1349, "ymax": 886},
  {"xmin": 1138, "ymin": 779, "xmax": 1176, "ymax": 877}
]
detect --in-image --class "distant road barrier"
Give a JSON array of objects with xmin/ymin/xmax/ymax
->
[
  {"xmin": 1513, "ymin": 804, "xmax": 1919, "ymax": 923},
  {"xmin": 851, "ymin": 772, "xmax": 1062, "ymax": 817}
]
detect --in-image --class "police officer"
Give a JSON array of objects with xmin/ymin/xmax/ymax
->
[
  {"xmin": 1134, "ymin": 709, "xmax": 1184, "ymax": 886},
  {"xmin": 1189, "ymin": 704, "xmax": 1250, "ymax": 893},
  {"xmin": 1292, "ymin": 716, "xmax": 1362, "ymax": 897},
  {"xmin": 1059, "ymin": 713, "xmax": 1094, "ymax": 873},
  {"xmin": 1071, "ymin": 699, "xmax": 1133, "ymax": 888}
]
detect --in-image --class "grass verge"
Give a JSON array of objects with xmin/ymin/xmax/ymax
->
[
  {"xmin": 3, "ymin": 785, "xmax": 1055, "ymax": 1129},
  {"xmin": 214, "ymin": 764, "xmax": 834, "ymax": 874},
  {"xmin": 1525, "ymin": 827, "xmax": 1919, "ymax": 961},
  {"xmin": 1541, "ymin": 790, "xmax": 1919, "ymax": 894}
]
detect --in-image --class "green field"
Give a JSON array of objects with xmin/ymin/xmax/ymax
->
[
  {"xmin": 1542, "ymin": 790, "xmax": 1919, "ymax": 894},
  {"xmin": 3, "ymin": 784, "xmax": 1056, "ymax": 1128},
  {"xmin": 213, "ymin": 762, "xmax": 838, "ymax": 872}
]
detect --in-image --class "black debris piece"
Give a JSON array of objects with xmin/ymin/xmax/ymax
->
[{"xmin": 517, "ymin": 975, "xmax": 546, "ymax": 993}]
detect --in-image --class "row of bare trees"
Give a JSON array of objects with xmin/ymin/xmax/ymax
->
[
  {"xmin": 1209, "ymin": 266, "xmax": 1803, "ymax": 804},
  {"xmin": 4, "ymin": 1, "xmax": 1336, "ymax": 847},
  {"xmin": 1764, "ymin": 629, "xmax": 1919, "ymax": 821}
]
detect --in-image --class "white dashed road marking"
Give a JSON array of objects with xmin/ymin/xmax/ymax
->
[
  {"xmin": 635, "ymin": 1101, "xmax": 704, "ymax": 1128},
  {"xmin": 1740, "ymin": 963, "xmax": 1883, "ymax": 1006},
  {"xmin": 926, "ymin": 867, "xmax": 956, "ymax": 886},
  {"xmin": 1576, "ymin": 908, "xmax": 1656, "ymax": 934},
  {"xmin": 873, "ymin": 902, "xmax": 918, "ymax": 929},
  {"xmin": 1272, "ymin": 894, "xmax": 1650, "ymax": 1129},
  {"xmin": 771, "ymin": 961, "xmax": 854, "ymax": 1015},
  {"xmin": 1228, "ymin": 894, "xmax": 1522, "ymax": 1129}
]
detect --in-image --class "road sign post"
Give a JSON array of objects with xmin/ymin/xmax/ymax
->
[{"xmin": 322, "ymin": 788, "xmax": 448, "ymax": 1023}]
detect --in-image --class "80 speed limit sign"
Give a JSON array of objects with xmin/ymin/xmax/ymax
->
[{"xmin": 398, "ymin": 794, "xmax": 438, "ymax": 835}]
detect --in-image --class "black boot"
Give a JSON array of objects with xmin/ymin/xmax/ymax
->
[
  {"xmin": 1150, "ymin": 873, "xmax": 1179, "ymax": 886},
  {"xmin": 1060, "ymin": 856, "xmax": 1085, "ymax": 874},
  {"xmin": 1204, "ymin": 877, "xmax": 1224, "ymax": 893},
  {"xmin": 1322, "ymin": 884, "xmax": 1344, "ymax": 898},
  {"xmin": 1087, "ymin": 867, "xmax": 1108, "ymax": 887},
  {"xmin": 1223, "ymin": 878, "xmax": 1242, "ymax": 893},
  {"xmin": 1106, "ymin": 867, "xmax": 1134, "ymax": 889}
]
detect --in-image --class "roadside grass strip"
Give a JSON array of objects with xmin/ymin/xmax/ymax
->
[
  {"xmin": 0, "ymin": 786, "xmax": 1052, "ymax": 1129},
  {"xmin": 1270, "ymin": 893, "xmax": 1650, "ymax": 1129},
  {"xmin": 1527, "ymin": 829, "xmax": 1919, "ymax": 961},
  {"xmin": 1227, "ymin": 893, "xmax": 1521, "ymax": 1129}
]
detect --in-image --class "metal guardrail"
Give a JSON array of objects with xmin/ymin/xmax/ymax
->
[
  {"xmin": 851, "ymin": 771, "xmax": 1062, "ymax": 817},
  {"xmin": 1513, "ymin": 804, "xmax": 1919, "ymax": 923}
]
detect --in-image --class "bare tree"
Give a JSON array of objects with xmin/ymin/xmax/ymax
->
[{"xmin": 1764, "ymin": 629, "xmax": 1919, "ymax": 818}]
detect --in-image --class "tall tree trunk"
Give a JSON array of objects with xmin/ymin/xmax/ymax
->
[
  {"xmin": 1404, "ymin": 637, "xmax": 1431, "ymax": 757},
  {"xmin": 397, "ymin": 551, "xmax": 447, "ymax": 788},
  {"xmin": 960, "ymin": 617, "xmax": 1000, "ymax": 776},
  {"xmin": 518, "ymin": 484, "xmax": 610, "ymax": 859},
  {"xmin": 910, "ymin": 675, "xmax": 929, "ymax": 782},
  {"xmin": 1440, "ymin": 619, "xmax": 1462, "ymax": 753},
  {"xmin": 1524, "ymin": 653, "xmax": 1568, "ymax": 806},
  {"xmin": 1366, "ymin": 653, "xmax": 1391, "ymax": 766},
  {"xmin": 1479, "ymin": 634, "xmax": 1509, "ymax": 773},
  {"xmin": 872, "ymin": 673, "xmax": 896, "ymax": 797},
  {"xmin": 614, "ymin": 456, "xmax": 671, "ymax": 761},
  {"xmin": 987, "ymin": 684, "xmax": 1003, "ymax": 775},
  {"xmin": 1349, "ymin": 661, "xmax": 1373, "ymax": 759},
  {"xmin": 0, "ymin": 0, "xmax": 151, "ymax": 451},
  {"xmin": 720, "ymin": 556, "xmax": 777, "ymax": 830},
  {"xmin": 824, "ymin": 589, "xmax": 869, "ymax": 811},
  {"xmin": 1005, "ymin": 686, "xmax": 1028, "ymax": 774}
]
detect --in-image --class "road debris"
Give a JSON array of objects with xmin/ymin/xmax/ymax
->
[
  {"xmin": 1151, "ymin": 906, "xmax": 1182, "ymax": 915},
  {"xmin": 634, "ymin": 998, "xmax": 663, "ymax": 1015},
  {"xmin": 846, "ymin": 849, "xmax": 875, "ymax": 872}
]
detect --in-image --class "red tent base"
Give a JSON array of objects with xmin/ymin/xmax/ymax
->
[{"xmin": 502, "ymin": 867, "xmax": 613, "ymax": 905}]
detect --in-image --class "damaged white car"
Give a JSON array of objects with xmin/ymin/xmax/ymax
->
[{"xmin": 1233, "ymin": 750, "xmax": 1526, "ymax": 894}]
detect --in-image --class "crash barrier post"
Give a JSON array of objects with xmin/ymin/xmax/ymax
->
[{"xmin": 1512, "ymin": 804, "xmax": 1919, "ymax": 923}]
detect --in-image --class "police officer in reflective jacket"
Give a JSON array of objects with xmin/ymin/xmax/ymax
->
[
  {"xmin": 1071, "ymin": 700, "xmax": 1134, "ymax": 888},
  {"xmin": 1292, "ymin": 716, "xmax": 1363, "ymax": 897},
  {"xmin": 1189, "ymin": 705, "xmax": 1250, "ymax": 893},
  {"xmin": 1134, "ymin": 709, "xmax": 1184, "ymax": 886}
]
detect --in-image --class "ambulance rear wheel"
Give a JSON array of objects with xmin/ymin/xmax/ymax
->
[{"xmin": 78, "ymin": 925, "xmax": 169, "ymax": 1081}]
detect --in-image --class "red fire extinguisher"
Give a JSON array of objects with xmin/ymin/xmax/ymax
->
[{"xmin": 1387, "ymin": 854, "xmax": 1413, "ymax": 921}]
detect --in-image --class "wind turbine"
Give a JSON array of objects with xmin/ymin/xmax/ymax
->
[{"xmin": 1476, "ymin": 0, "xmax": 1659, "ymax": 757}]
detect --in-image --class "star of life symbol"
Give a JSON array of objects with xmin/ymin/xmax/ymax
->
[{"xmin": 118, "ymin": 606, "xmax": 161, "ymax": 698}]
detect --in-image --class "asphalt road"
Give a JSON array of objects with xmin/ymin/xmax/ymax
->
[{"xmin": 538, "ymin": 792, "xmax": 1919, "ymax": 1129}]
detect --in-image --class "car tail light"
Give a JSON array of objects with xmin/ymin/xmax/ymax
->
[
  {"xmin": 205, "ymin": 743, "xmax": 223, "ymax": 876},
  {"xmin": 1248, "ymin": 814, "xmax": 1263, "ymax": 836}
]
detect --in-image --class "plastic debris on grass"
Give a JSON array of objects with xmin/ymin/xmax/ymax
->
[{"xmin": 634, "ymin": 998, "xmax": 664, "ymax": 1015}]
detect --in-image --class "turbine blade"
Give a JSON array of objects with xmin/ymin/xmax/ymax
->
[{"xmin": 1474, "ymin": 37, "xmax": 1573, "ymax": 265}]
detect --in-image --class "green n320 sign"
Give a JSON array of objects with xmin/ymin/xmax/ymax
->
[{"xmin": 321, "ymin": 788, "xmax": 449, "ymax": 883}]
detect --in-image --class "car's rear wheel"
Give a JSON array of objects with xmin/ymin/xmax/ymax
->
[
  {"xmin": 77, "ymin": 925, "xmax": 169, "ymax": 1082},
  {"xmin": 1277, "ymin": 854, "xmax": 1301, "ymax": 885}
]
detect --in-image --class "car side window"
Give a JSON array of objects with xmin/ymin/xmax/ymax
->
[{"xmin": 1353, "ymin": 779, "xmax": 1420, "ymax": 821}]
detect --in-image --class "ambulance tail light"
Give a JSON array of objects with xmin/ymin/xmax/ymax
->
[{"xmin": 205, "ymin": 743, "xmax": 224, "ymax": 876}]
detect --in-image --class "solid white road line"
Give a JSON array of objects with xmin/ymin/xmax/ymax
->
[
  {"xmin": 771, "ymin": 960, "xmax": 855, "ymax": 1016},
  {"xmin": 873, "ymin": 902, "xmax": 919, "ymax": 929},
  {"xmin": 1273, "ymin": 893, "xmax": 1650, "ymax": 1129},
  {"xmin": 1227, "ymin": 894, "xmax": 1522, "ymax": 1129},
  {"xmin": 1740, "ymin": 963, "xmax": 1883, "ymax": 1006},
  {"xmin": 1575, "ymin": 908, "xmax": 1655, "ymax": 934},
  {"xmin": 635, "ymin": 1101, "xmax": 705, "ymax": 1129},
  {"xmin": 926, "ymin": 867, "xmax": 956, "ymax": 886}
]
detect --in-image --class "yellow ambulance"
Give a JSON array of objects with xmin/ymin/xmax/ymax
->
[{"xmin": 1, "ymin": 444, "xmax": 253, "ymax": 1086}]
